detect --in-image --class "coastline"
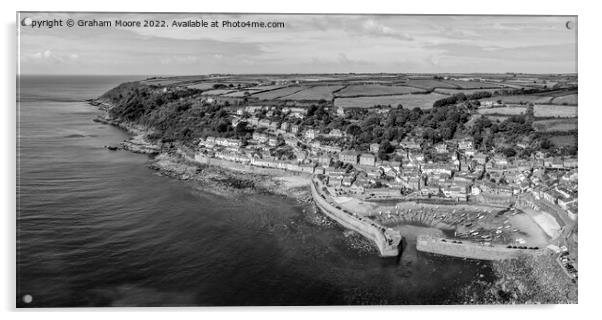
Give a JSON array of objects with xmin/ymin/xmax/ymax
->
[
  {"xmin": 90, "ymin": 99, "xmax": 316, "ymax": 207},
  {"xmin": 87, "ymin": 97, "xmax": 578, "ymax": 304}
]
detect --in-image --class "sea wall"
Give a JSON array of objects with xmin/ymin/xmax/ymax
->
[
  {"xmin": 310, "ymin": 178, "xmax": 401, "ymax": 257},
  {"xmin": 416, "ymin": 235, "xmax": 543, "ymax": 261}
]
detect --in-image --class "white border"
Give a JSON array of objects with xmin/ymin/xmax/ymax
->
[{"xmin": 3, "ymin": 0, "xmax": 601, "ymax": 319}]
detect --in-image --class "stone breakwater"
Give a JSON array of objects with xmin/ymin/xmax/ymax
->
[
  {"xmin": 416, "ymin": 235, "xmax": 544, "ymax": 261},
  {"xmin": 310, "ymin": 178, "xmax": 401, "ymax": 257}
]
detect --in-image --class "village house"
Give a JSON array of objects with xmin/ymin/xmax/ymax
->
[
  {"xmin": 199, "ymin": 136, "xmax": 217, "ymax": 149},
  {"xmin": 339, "ymin": 150, "xmax": 360, "ymax": 165},
  {"xmin": 291, "ymin": 125, "xmax": 300, "ymax": 134},
  {"xmin": 258, "ymin": 119, "xmax": 271, "ymax": 128},
  {"xmin": 252, "ymin": 132, "xmax": 268, "ymax": 144},
  {"xmin": 359, "ymin": 153, "xmax": 376, "ymax": 167},
  {"xmin": 296, "ymin": 150, "xmax": 308, "ymax": 162},
  {"xmin": 244, "ymin": 105, "xmax": 264, "ymax": 113},
  {"xmin": 342, "ymin": 175, "xmax": 356, "ymax": 187},
  {"xmin": 563, "ymin": 157, "xmax": 578, "ymax": 169},
  {"xmin": 304, "ymin": 129, "xmax": 318, "ymax": 140},
  {"xmin": 280, "ymin": 122, "xmax": 290, "ymax": 132},
  {"xmin": 318, "ymin": 154, "xmax": 332, "ymax": 167},
  {"xmin": 268, "ymin": 137, "xmax": 281, "ymax": 147},
  {"xmin": 247, "ymin": 117, "xmax": 259, "ymax": 126},
  {"xmin": 421, "ymin": 163, "xmax": 455, "ymax": 176},
  {"xmin": 458, "ymin": 138, "xmax": 474, "ymax": 150},
  {"xmin": 434, "ymin": 143, "xmax": 448, "ymax": 154},
  {"xmin": 421, "ymin": 185, "xmax": 441, "ymax": 197},
  {"xmin": 329, "ymin": 129, "xmax": 344, "ymax": 138},
  {"xmin": 566, "ymin": 202, "xmax": 578, "ymax": 220},
  {"xmin": 320, "ymin": 145, "xmax": 342, "ymax": 154},
  {"xmin": 214, "ymin": 137, "xmax": 242, "ymax": 148},
  {"xmin": 369, "ymin": 143, "xmax": 380, "ymax": 153},
  {"xmin": 492, "ymin": 154, "xmax": 509, "ymax": 167},
  {"xmin": 464, "ymin": 148, "xmax": 476, "ymax": 157},
  {"xmin": 472, "ymin": 152, "xmax": 488, "ymax": 165},
  {"xmin": 336, "ymin": 106, "xmax": 345, "ymax": 117},
  {"xmin": 399, "ymin": 139, "xmax": 421, "ymax": 150}
]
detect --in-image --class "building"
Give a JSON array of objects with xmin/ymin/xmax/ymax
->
[
  {"xmin": 318, "ymin": 155, "xmax": 333, "ymax": 167},
  {"xmin": 359, "ymin": 153, "xmax": 376, "ymax": 167},
  {"xmin": 258, "ymin": 119, "xmax": 271, "ymax": 128},
  {"xmin": 252, "ymin": 132, "xmax": 268, "ymax": 143},
  {"xmin": 214, "ymin": 137, "xmax": 242, "ymax": 148},
  {"xmin": 339, "ymin": 150, "xmax": 360, "ymax": 165},
  {"xmin": 291, "ymin": 125, "xmax": 300, "ymax": 134},
  {"xmin": 472, "ymin": 152, "xmax": 488, "ymax": 165},
  {"xmin": 434, "ymin": 143, "xmax": 448, "ymax": 154},
  {"xmin": 268, "ymin": 137, "xmax": 281, "ymax": 147},
  {"xmin": 280, "ymin": 122, "xmax": 290, "ymax": 132},
  {"xmin": 458, "ymin": 139, "xmax": 474, "ymax": 150},
  {"xmin": 336, "ymin": 106, "xmax": 345, "ymax": 117},
  {"xmin": 369, "ymin": 143, "xmax": 380, "ymax": 154},
  {"xmin": 329, "ymin": 129, "xmax": 344, "ymax": 138},
  {"xmin": 305, "ymin": 129, "xmax": 318, "ymax": 140}
]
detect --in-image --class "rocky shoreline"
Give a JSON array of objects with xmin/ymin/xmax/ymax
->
[{"xmin": 90, "ymin": 100, "xmax": 319, "ymax": 217}]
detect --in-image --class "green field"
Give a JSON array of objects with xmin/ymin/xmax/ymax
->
[
  {"xmin": 534, "ymin": 105, "xmax": 578, "ymax": 118},
  {"xmin": 443, "ymin": 80, "xmax": 506, "ymax": 89},
  {"xmin": 251, "ymin": 86, "xmax": 308, "ymax": 100},
  {"xmin": 335, "ymin": 84, "xmax": 424, "ymax": 97},
  {"xmin": 550, "ymin": 134, "xmax": 577, "ymax": 147},
  {"xmin": 185, "ymin": 82, "xmax": 221, "ymax": 90},
  {"xmin": 550, "ymin": 94, "xmax": 578, "ymax": 105},
  {"xmin": 481, "ymin": 95, "xmax": 554, "ymax": 104},
  {"xmin": 200, "ymin": 89, "xmax": 236, "ymax": 96},
  {"xmin": 401, "ymin": 79, "xmax": 459, "ymax": 90},
  {"xmin": 435, "ymin": 88, "xmax": 502, "ymax": 95},
  {"xmin": 478, "ymin": 105, "xmax": 577, "ymax": 118},
  {"xmin": 533, "ymin": 119, "xmax": 578, "ymax": 132},
  {"xmin": 279, "ymin": 85, "xmax": 345, "ymax": 100},
  {"xmin": 478, "ymin": 106, "xmax": 528, "ymax": 116},
  {"xmin": 334, "ymin": 93, "xmax": 447, "ymax": 109}
]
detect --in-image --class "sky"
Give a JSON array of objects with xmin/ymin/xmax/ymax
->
[{"xmin": 17, "ymin": 13, "xmax": 578, "ymax": 75}]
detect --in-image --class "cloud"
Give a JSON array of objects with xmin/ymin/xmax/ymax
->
[
  {"xmin": 361, "ymin": 19, "xmax": 414, "ymax": 41},
  {"xmin": 159, "ymin": 55, "xmax": 199, "ymax": 65},
  {"xmin": 24, "ymin": 49, "xmax": 79, "ymax": 64}
]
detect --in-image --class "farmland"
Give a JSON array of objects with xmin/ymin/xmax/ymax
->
[
  {"xmin": 185, "ymin": 82, "xmax": 221, "ymax": 90},
  {"xmin": 478, "ymin": 105, "xmax": 577, "ymax": 118},
  {"xmin": 251, "ymin": 86, "xmax": 308, "ymax": 100},
  {"xmin": 549, "ymin": 134, "xmax": 577, "ymax": 147},
  {"xmin": 533, "ymin": 118, "xmax": 578, "ymax": 132},
  {"xmin": 435, "ymin": 88, "xmax": 503, "ymax": 95},
  {"xmin": 280, "ymin": 85, "xmax": 345, "ymax": 100},
  {"xmin": 335, "ymin": 84, "xmax": 425, "ymax": 97},
  {"xmin": 478, "ymin": 106, "xmax": 528, "ymax": 116},
  {"xmin": 334, "ymin": 93, "xmax": 447, "ymax": 109},
  {"xmin": 534, "ymin": 105, "xmax": 578, "ymax": 118},
  {"xmin": 551, "ymin": 94, "xmax": 578, "ymax": 105},
  {"xmin": 442, "ymin": 79, "xmax": 506, "ymax": 89},
  {"xmin": 401, "ymin": 79, "xmax": 460, "ymax": 90},
  {"xmin": 481, "ymin": 95, "xmax": 555, "ymax": 104},
  {"xmin": 200, "ymin": 89, "xmax": 236, "ymax": 96}
]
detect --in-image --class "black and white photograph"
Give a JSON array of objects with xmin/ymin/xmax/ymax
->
[{"xmin": 14, "ymin": 8, "xmax": 581, "ymax": 309}]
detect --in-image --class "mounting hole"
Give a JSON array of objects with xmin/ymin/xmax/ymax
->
[{"xmin": 23, "ymin": 294, "xmax": 33, "ymax": 304}]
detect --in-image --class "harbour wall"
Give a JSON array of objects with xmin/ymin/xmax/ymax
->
[
  {"xmin": 416, "ymin": 235, "xmax": 543, "ymax": 261},
  {"xmin": 310, "ymin": 178, "xmax": 401, "ymax": 257}
]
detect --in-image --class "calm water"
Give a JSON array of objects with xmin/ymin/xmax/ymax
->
[{"xmin": 16, "ymin": 75, "xmax": 492, "ymax": 307}]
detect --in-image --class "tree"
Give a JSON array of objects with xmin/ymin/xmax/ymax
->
[{"xmin": 346, "ymin": 123, "xmax": 362, "ymax": 136}]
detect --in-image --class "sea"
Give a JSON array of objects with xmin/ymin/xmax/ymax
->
[{"xmin": 16, "ymin": 75, "xmax": 493, "ymax": 307}]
